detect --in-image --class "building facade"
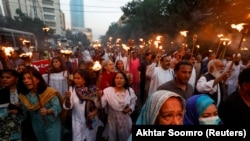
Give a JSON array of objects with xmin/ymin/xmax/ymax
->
[
  {"xmin": 2, "ymin": 0, "xmax": 65, "ymax": 36},
  {"xmin": 70, "ymin": 0, "xmax": 84, "ymax": 29}
]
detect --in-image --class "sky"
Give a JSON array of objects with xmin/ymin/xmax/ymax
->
[{"xmin": 60, "ymin": 0, "xmax": 132, "ymax": 40}]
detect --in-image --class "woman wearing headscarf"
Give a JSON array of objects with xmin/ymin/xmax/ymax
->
[
  {"xmin": 127, "ymin": 90, "xmax": 185, "ymax": 141},
  {"xmin": 184, "ymin": 94, "xmax": 222, "ymax": 125},
  {"xmin": 136, "ymin": 90, "xmax": 185, "ymax": 125}
]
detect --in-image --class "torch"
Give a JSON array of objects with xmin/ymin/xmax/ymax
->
[
  {"xmin": 19, "ymin": 52, "xmax": 33, "ymax": 66},
  {"xmin": 194, "ymin": 45, "xmax": 200, "ymax": 56},
  {"xmin": 191, "ymin": 34, "xmax": 198, "ymax": 57},
  {"xmin": 154, "ymin": 36, "xmax": 162, "ymax": 53},
  {"xmin": 180, "ymin": 30, "xmax": 188, "ymax": 49},
  {"xmin": 2, "ymin": 46, "xmax": 14, "ymax": 57},
  {"xmin": 219, "ymin": 39, "xmax": 231, "ymax": 59},
  {"xmin": 215, "ymin": 34, "xmax": 224, "ymax": 57},
  {"xmin": 60, "ymin": 49, "xmax": 73, "ymax": 90},
  {"xmin": 229, "ymin": 23, "xmax": 250, "ymax": 70},
  {"xmin": 23, "ymin": 40, "xmax": 31, "ymax": 52},
  {"xmin": 92, "ymin": 60, "xmax": 102, "ymax": 90}
]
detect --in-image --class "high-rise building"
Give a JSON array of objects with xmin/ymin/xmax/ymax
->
[
  {"xmin": 70, "ymin": 0, "xmax": 93, "ymax": 41},
  {"xmin": 1, "ymin": 0, "xmax": 65, "ymax": 36},
  {"xmin": 70, "ymin": 0, "xmax": 84, "ymax": 29}
]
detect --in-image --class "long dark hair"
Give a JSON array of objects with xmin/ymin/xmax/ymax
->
[
  {"xmin": 71, "ymin": 69, "xmax": 92, "ymax": 87},
  {"xmin": 49, "ymin": 56, "xmax": 67, "ymax": 73},
  {"xmin": 0, "ymin": 69, "xmax": 21, "ymax": 93},
  {"xmin": 19, "ymin": 66, "xmax": 47, "ymax": 95},
  {"xmin": 111, "ymin": 71, "xmax": 130, "ymax": 90}
]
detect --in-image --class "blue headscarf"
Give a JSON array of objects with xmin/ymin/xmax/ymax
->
[
  {"xmin": 136, "ymin": 90, "xmax": 185, "ymax": 125},
  {"xmin": 183, "ymin": 94, "xmax": 215, "ymax": 125}
]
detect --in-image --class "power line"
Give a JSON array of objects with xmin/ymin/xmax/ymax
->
[
  {"xmin": 5, "ymin": 4, "xmax": 121, "ymax": 13},
  {"xmin": 6, "ymin": 2, "xmax": 124, "ymax": 13},
  {"xmin": 7, "ymin": 1, "xmax": 126, "ymax": 9}
]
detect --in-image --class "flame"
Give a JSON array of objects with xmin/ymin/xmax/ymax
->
[
  {"xmin": 2, "ymin": 47, "xmax": 14, "ymax": 56},
  {"xmin": 217, "ymin": 34, "xmax": 224, "ymax": 38},
  {"xmin": 180, "ymin": 31, "xmax": 188, "ymax": 37},
  {"xmin": 231, "ymin": 23, "xmax": 247, "ymax": 32},
  {"xmin": 220, "ymin": 38, "xmax": 229, "ymax": 41},
  {"xmin": 19, "ymin": 52, "xmax": 33, "ymax": 58},
  {"xmin": 60, "ymin": 49, "xmax": 73, "ymax": 55},
  {"xmin": 122, "ymin": 44, "xmax": 130, "ymax": 51},
  {"xmin": 241, "ymin": 47, "xmax": 248, "ymax": 51},
  {"xmin": 196, "ymin": 45, "xmax": 200, "ymax": 49},
  {"xmin": 109, "ymin": 37, "xmax": 112, "ymax": 41},
  {"xmin": 154, "ymin": 41, "xmax": 159, "ymax": 47},
  {"xmin": 139, "ymin": 45, "xmax": 144, "ymax": 48},
  {"xmin": 156, "ymin": 36, "xmax": 162, "ymax": 41},
  {"xmin": 22, "ymin": 39, "xmax": 30, "ymax": 44},
  {"xmin": 92, "ymin": 61, "xmax": 102, "ymax": 71},
  {"xmin": 116, "ymin": 38, "xmax": 121, "ymax": 43},
  {"xmin": 246, "ymin": 13, "xmax": 250, "ymax": 19}
]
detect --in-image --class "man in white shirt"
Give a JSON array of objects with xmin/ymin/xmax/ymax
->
[
  {"xmin": 146, "ymin": 54, "xmax": 174, "ymax": 96},
  {"xmin": 196, "ymin": 59, "xmax": 231, "ymax": 108},
  {"xmin": 115, "ymin": 49, "xmax": 129, "ymax": 71},
  {"xmin": 224, "ymin": 53, "xmax": 250, "ymax": 96}
]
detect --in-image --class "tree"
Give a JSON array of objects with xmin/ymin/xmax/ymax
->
[
  {"xmin": 105, "ymin": 0, "xmax": 250, "ymax": 55},
  {"xmin": 65, "ymin": 29, "xmax": 90, "ymax": 48}
]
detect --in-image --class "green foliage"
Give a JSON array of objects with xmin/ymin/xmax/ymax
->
[
  {"xmin": 65, "ymin": 29, "xmax": 91, "ymax": 48},
  {"xmin": 105, "ymin": 0, "xmax": 250, "ymax": 55},
  {"xmin": 0, "ymin": 9, "xmax": 50, "ymax": 49}
]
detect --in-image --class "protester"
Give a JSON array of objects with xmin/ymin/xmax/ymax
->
[
  {"xmin": 98, "ymin": 59, "xmax": 116, "ymax": 90},
  {"xmin": 196, "ymin": 59, "xmax": 231, "ymax": 108},
  {"xmin": 194, "ymin": 54, "xmax": 202, "ymax": 81},
  {"xmin": 184, "ymin": 94, "xmax": 222, "ymax": 125},
  {"xmin": 115, "ymin": 49, "xmax": 129, "ymax": 71},
  {"xmin": 200, "ymin": 52, "xmax": 216, "ymax": 75},
  {"xmin": 18, "ymin": 67, "xmax": 62, "ymax": 141},
  {"xmin": 224, "ymin": 53, "xmax": 250, "ymax": 96},
  {"xmin": 9, "ymin": 50, "xmax": 23, "ymax": 69},
  {"xmin": 135, "ymin": 90, "xmax": 185, "ymax": 125},
  {"xmin": 157, "ymin": 60, "xmax": 194, "ymax": 99},
  {"xmin": 0, "ymin": 49, "xmax": 12, "ymax": 70},
  {"xmin": 188, "ymin": 56, "xmax": 197, "ymax": 89},
  {"xmin": 64, "ymin": 69, "xmax": 103, "ymax": 141},
  {"xmin": 95, "ymin": 71, "xmax": 137, "ymax": 141},
  {"xmin": 219, "ymin": 68, "xmax": 250, "ymax": 125},
  {"xmin": 16, "ymin": 64, "xmax": 27, "ymax": 74},
  {"xmin": 115, "ymin": 60, "xmax": 133, "ymax": 87},
  {"xmin": 128, "ymin": 51, "xmax": 140, "ymax": 95},
  {"xmin": 0, "ymin": 69, "xmax": 22, "ymax": 141},
  {"xmin": 146, "ymin": 54, "xmax": 174, "ymax": 96},
  {"xmin": 139, "ymin": 51, "xmax": 152, "ymax": 103},
  {"xmin": 42, "ymin": 56, "xmax": 68, "ymax": 96}
]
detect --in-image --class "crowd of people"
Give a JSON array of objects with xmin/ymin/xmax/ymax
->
[{"xmin": 1, "ymin": 45, "xmax": 250, "ymax": 141}]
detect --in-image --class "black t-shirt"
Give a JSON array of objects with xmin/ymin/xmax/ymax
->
[
  {"xmin": 219, "ymin": 91, "xmax": 250, "ymax": 125},
  {"xmin": 0, "ymin": 88, "xmax": 10, "ymax": 104}
]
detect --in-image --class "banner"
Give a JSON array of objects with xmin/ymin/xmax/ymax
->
[
  {"xmin": 32, "ymin": 59, "xmax": 49, "ymax": 74},
  {"xmin": 32, "ymin": 58, "xmax": 78, "ymax": 74}
]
